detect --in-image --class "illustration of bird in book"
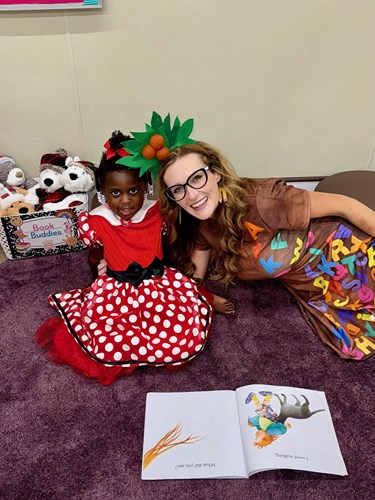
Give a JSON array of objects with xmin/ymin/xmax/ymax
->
[
  {"xmin": 245, "ymin": 391, "xmax": 325, "ymax": 449},
  {"xmin": 142, "ymin": 422, "xmax": 204, "ymax": 470}
]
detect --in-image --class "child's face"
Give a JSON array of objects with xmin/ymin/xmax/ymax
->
[{"xmin": 102, "ymin": 170, "xmax": 145, "ymax": 221}]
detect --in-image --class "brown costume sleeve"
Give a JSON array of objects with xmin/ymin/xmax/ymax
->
[{"xmin": 255, "ymin": 178, "xmax": 310, "ymax": 231}]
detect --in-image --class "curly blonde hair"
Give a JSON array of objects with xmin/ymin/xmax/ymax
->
[{"xmin": 158, "ymin": 141, "xmax": 249, "ymax": 286}]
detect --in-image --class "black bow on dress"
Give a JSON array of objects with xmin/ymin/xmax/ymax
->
[{"xmin": 107, "ymin": 257, "xmax": 165, "ymax": 287}]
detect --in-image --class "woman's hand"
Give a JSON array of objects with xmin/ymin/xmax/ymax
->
[
  {"xmin": 212, "ymin": 294, "xmax": 236, "ymax": 315},
  {"xmin": 98, "ymin": 258, "xmax": 107, "ymax": 276}
]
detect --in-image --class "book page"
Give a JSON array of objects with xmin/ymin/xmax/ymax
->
[
  {"xmin": 142, "ymin": 391, "xmax": 248, "ymax": 480},
  {"xmin": 235, "ymin": 384, "xmax": 347, "ymax": 477}
]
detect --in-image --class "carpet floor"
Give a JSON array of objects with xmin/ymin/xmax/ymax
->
[{"xmin": 1, "ymin": 250, "xmax": 374, "ymax": 499}]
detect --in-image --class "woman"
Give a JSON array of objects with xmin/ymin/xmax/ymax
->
[{"xmin": 158, "ymin": 141, "xmax": 375, "ymax": 361}]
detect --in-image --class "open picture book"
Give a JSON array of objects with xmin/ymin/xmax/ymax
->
[{"xmin": 141, "ymin": 384, "xmax": 347, "ymax": 480}]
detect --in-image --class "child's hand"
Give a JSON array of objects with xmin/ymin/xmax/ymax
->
[{"xmin": 98, "ymin": 258, "xmax": 107, "ymax": 276}]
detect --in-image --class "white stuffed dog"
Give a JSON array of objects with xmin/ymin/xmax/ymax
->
[
  {"xmin": 62, "ymin": 156, "xmax": 96, "ymax": 194},
  {"xmin": 25, "ymin": 149, "xmax": 69, "ymax": 209}
]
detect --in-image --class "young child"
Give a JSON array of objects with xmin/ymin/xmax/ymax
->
[{"xmin": 35, "ymin": 131, "xmax": 214, "ymax": 385}]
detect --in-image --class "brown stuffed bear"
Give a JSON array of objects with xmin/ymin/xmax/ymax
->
[{"xmin": 0, "ymin": 200, "xmax": 35, "ymax": 217}]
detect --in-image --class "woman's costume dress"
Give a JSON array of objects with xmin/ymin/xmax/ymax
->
[{"xmin": 196, "ymin": 179, "xmax": 375, "ymax": 360}]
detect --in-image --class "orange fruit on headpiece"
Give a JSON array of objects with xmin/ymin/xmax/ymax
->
[
  {"xmin": 149, "ymin": 134, "xmax": 165, "ymax": 150},
  {"xmin": 156, "ymin": 147, "xmax": 170, "ymax": 161},
  {"xmin": 142, "ymin": 144, "xmax": 156, "ymax": 159}
]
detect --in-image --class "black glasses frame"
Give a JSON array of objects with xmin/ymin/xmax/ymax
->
[{"xmin": 164, "ymin": 166, "xmax": 210, "ymax": 201}]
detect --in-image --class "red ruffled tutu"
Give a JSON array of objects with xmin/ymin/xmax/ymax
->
[
  {"xmin": 36, "ymin": 317, "xmax": 136, "ymax": 384},
  {"xmin": 35, "ymin": 268, "xmax": 214, "ymax": 385}
]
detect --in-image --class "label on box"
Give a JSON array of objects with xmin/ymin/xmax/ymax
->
[{"xmin": 0, "ymin": 207, "xmax": 86, "ymax": 259}]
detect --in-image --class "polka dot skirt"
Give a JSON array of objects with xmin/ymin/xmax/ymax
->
[{"xmin": 49, "ymin": 268, "xmax": 213, "ymax": 369}]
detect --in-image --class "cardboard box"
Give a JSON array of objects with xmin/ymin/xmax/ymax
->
[{"xmin": 0, "ymin": 201, "xmax": 88, "ymax": 259}]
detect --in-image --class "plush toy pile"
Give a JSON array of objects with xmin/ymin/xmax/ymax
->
[{"xmin": 0, "ymin": 150, "xmax": 96, "ymax": 217}]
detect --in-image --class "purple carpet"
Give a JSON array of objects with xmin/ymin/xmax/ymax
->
[{"xmin": 1, "ymin": 250, "xmax": 374, "ymax": 499}]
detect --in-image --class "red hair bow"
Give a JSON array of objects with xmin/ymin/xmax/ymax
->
[{"xmin": 104, "ymin": 140, "xmax": 131, "ymax": 160}]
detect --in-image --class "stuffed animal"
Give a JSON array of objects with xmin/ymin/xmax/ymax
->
[
  {"xmin": 26, "ymin": 149, "xmax": 71, "ymax": 210},
  {"xmin": 0, "ymin": 155, "xmax": 38, "ymax": 190},
  {"xmin": 0, "ymin": 200, "xmax": 35, "ymax": 217},
  {"xmin": 43, "ymin": 193, "xmax": 87, "ymax": 211},
  {"xmin": 62, "ymin": 156, "xmax": 96, "ymax": 194},
  {"xmin": 0, "ymin": 184, "xmax": 25, "ymax": 213}
]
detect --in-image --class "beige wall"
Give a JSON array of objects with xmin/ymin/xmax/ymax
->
[{"xmin": 1, "ymin": 0, "xmax": 375, "ymax": 179}]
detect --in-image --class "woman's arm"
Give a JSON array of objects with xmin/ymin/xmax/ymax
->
[
  {"xmin": 309, "ymin": 191, "xmax": 375, "ymax": 237},
  {"xmin": 192, "ymin": 248, "xmax": 236, "ymax": 314},
  {"xmin": 191, "ymin": 249, "xmax": 211, "ymax": 280}
]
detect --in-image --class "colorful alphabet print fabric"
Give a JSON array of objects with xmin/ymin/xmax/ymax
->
[{"xmin": 196, "ymin": 178, "xmax": 375, "ymax": 360}]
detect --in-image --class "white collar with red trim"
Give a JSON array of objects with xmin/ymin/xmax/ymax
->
[{"xmin": 90, "ymin": 199, "xmax": 157, "ymax": 226}]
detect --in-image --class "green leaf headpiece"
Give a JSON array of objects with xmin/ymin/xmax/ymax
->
[{"xmin": 116, "ymin": 112, "xmax": 196, "ymax": 179}]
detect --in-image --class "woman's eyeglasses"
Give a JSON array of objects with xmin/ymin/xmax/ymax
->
[{"xmin": 164, "ymin": 166, "xmax": 210, "ymax": 202}]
